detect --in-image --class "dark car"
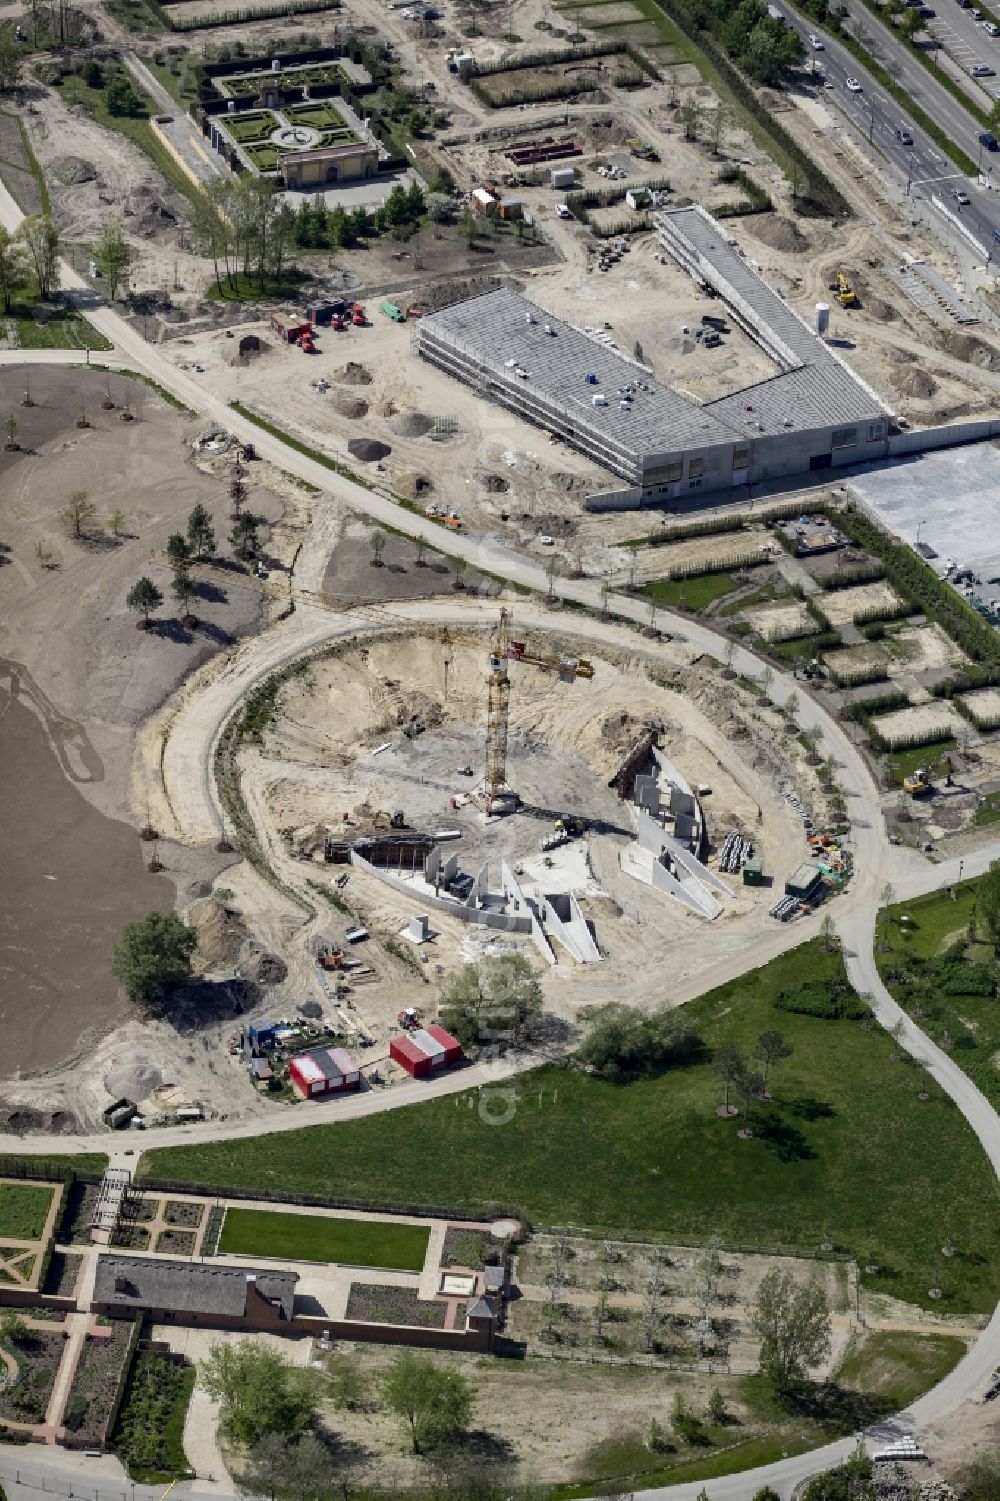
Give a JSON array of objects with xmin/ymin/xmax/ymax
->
[{"xmin": 980, "ymin": 130, "xmax": 999, "ymax": 150}]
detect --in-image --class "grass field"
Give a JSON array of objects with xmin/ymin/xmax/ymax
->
[
  {"xmin": 886, "ymin": 739, "xmax": 958, "ymax": 785},
  {"xmin": 2, "ymin": 305, "xmax": 112, "ymax": 352},
  {"xmin": 834, "ymin": 1331, "xmax": 965, "ymax": 1411},
  {"xmin": 876, "ymin": 878, "xmax": 1000, "ymax": 1114},
  {"xmin": 217, "ymin": 1207, "xmax": 430, "ymax": 1270},
  {"xmin": 143, "ymin": 942, "xmax": 1000, "ymax": 1314},
  {"xmin": 642, "ymin": 571, "xmax": 740, "ymax": 610},
  {"xmin": 0, "ymin": 1182, "xmax": 56, "ymax": 1239}
]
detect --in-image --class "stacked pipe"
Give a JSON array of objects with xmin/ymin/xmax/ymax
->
[
  {"xmin": 719, "ymin": 830, "xmax": 753, "ymax": 873},
  {"xmin": 782, "ymin": 787, "xmax": 813, "ymax": 831},
  {"xmin": 768, "ymin": 894, "xmax": 800, "ymax": 922}
]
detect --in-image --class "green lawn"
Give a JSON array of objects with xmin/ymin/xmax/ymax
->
[
  {"xmin": 974, "ymin": 789, "xmax": 1000, "ymax": 826},
  {"xmin": 0, "ymin": 1182, "xmax": 56, "ymax": 1239},
  {"xmin": 2, "ymin": 304, "xmax": 112, "ymax": 352},
  {"xmin": 143, "ymin": 942, "xmax": 1000, "ymax": 1315},
  {"xmin": 886, "ymin": 739, "xmax": 958, "ymax": 786},
  {"xmin": 877, "ymin": 879, "xmax": 1000, "ymax": 1114},
  {"xmin": 642, "ymin": 571, "xmax": 740, "ymax": 610},
  {"xmin": 834, "ymin": 1331, "xmax": 966, "ymax": 1411},
  {"xmin": 217, "ymin": 1207, "xmax": 431, "ymax": 1270}
]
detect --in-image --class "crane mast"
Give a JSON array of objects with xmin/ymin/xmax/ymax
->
[{"xmin": 479, "ymin": 609, "xmax": 594, "ymax": 816}]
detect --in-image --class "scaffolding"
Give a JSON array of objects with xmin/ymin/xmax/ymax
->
[{"xmin": 91, "ymin": 1166, "xmax": 132, "ymax": 1233}]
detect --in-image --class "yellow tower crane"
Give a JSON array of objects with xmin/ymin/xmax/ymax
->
[{"xmin": 481, "ymin": 608, "xmax": 594, "ymax": 814}]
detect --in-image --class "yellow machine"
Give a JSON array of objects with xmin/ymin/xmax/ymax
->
[
  {"xmin": 834, "ymin": 271, "xmax": 857, "ymax": 307},
  {"xmin": 903, "ymin": 768, "xmax": 931, "ymax": 797}
]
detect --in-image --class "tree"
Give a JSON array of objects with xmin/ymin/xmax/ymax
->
[
  {"xmin": 755, "ymin": 1029, "xmax": 791, "ymax": 1095},
  {"xmin": 707, "ymin": 1386, "xmax": 727, "ymax": 1424},
  {"xmin": 0, "ymin": 225, "xmax": 28, "ymax": 314},
  {"xmin": 107, "ymin": 508, "xmax": 126, "ymax": 538},
  {"xmin": 439, "ymin": 953, "xmax": 542, "ymax": 1051},
  {"xmin": 187, "ymin": 503, "xmax": 215, "ymax": 559},
  {"xmin": 231, "ymin": 512, "xmax": 260, "ymax": 560},
  {"xmin": 370, "ymin": 527, "xmax": 386, "ymax": 567},
  {"xmin": 818, "ymin": 913, "xmax": 839, "ymax": 953},
  {"xmin": 126, "ymin": 575, "xmax": 164, "ymax": 629},
  {"xmin": 93, "ymin": 219, "xmax": 131, "ymax": 299},
  {"xmin": 976, "ymin": 857, "xmax": 1000, "ymax": 951},
  {"xmin": 784, "ymin": 690, "xmax": 800, "ymax": 722},
  {"xmin": 242, "ymin": 1432, "xmax": 340, "ymax": 1501},
  {"xmin": 453, "ymin": 555, "xmax": 468, "ymax": 590},
  {"xmin": 172, "ymin": 569, "xmax": 197, "ymax": 623},
  {"xmin": 103, "ymin": 72, "xmax": 143, "ymax": 117},
  {"xmin": 60, "ymin": 489, "xmax": 97, "ymax": 538},
  {"xmin": 752, "ymin": 1267, "xmax": 832, "ymax": 1392},
  {"xmin": 229, "ymin": 467, "xmax": 248, "ymax": 519},
  {"xmin": 737, "ymin": 1064, "xmax": 765, "ymax": 1124},
  {"xmin": 0, "ymin": 1310, "xmax": 28, "ymax": 1344},
  {"xmin": 200, "ymin": 1341, "xmax": 319, "ymax": 1449},
  {"xmin": 0, "ymin": 37, "xmax": 20, "ymax": 93},
  {"xmin": 578, "ymin": 1002, "xmax": 700, "ymax": 1082},
  {"xmin": 166, "ymin": 532, "xmax": 193, "ymax": 571},
  {"xmin": 714, "ymin": 1042, "xmax": 744, "ymax": 1114},
  {"xmin": 383, "ymin": 1352, "xmax": 473, "ymax": 1454},
  {"xmin": 18, "ymin": 215, "xmax": 60, "ymax": 298},
  {"xmin": 680, "ymin": 98, "xmax": 701, "ymax": 141},
  {"xmin": 112, "ymin": 910, "xmax": 196, "ymax": 1009}
]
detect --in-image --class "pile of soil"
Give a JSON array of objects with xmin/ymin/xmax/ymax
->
[
  {"xmin": 481, "ymin": 472, "xmax": 510, "ymax": 493},
  {"xmin": 397, "ymin": 470, "xmax": 434, "ymax": 498},
  {"xmin": 335, "ymin": 361, "xmax": 373, "ymax": 386},
  {"xmin": 891, "ymin": 362, "xmax": 937, "ymax": 399},
  {"xmin": 123, "ymin": 185, "xmax": 179, "ymax": 240},
  {"xmin": 53, "ymin": 155, "xmax": 97, "ymax": 185},
  {"xmin": 331, "ymin": 393, "xmax": 369, "ymax": 419},
  {"xmin": 238, "ymin": 940, "xmax": 287, "ymax": 986},
  {"xmin": 748, "ymin": 214, "xmax": 810, "ymax": 253},
  {"xmin": 189, "ymin": 897, "xmax": 249, "ymax": 972},
  {"xmin": 105, "ymin": 1053, "xmax": 165, "ymax": 1101},
  {"xmin": 938, "ymin": 330, "xmax": 1000, "ymax": 370},
  {"xmin": 390, "ymin": 410, "xmax": 435, "ymax": 438},
  {"xmin": 348, "ymin": 437, "xmax": 391, "ymax": 462},
  {"xmin": 0, "ymin": 1106, "xmax": 80, "ymax": 1136}
]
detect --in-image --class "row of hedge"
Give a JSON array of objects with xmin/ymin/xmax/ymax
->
[
  {"xmin": 135, "ymin": 1173, "xmax": 526, "ymax": 1225},
  {"xmin": 167, "ymin": 0, "xmax": 340, "ymax": 31},
  {"xmin": 470, "ymin": 37, "xmax": 659, "ymax": 80}
]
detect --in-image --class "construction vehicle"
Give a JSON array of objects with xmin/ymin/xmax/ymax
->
[
  {"xmin": 481, "ymin": 609, "xmax": 594, "ymax": 813},
  {"xmin": 832, "ymin": 271, "xmax": 857, "ymax": 307},
  {"xmin": 903, "ymin": 768, "xmax": 932, "ymax": 797},
  {"xmin": 554, "ymin": 816, "xmax": 587, "ymax": 836},
  {"xmin": 371, "ymin": 808, "xmax": 407, "ymax": 827},
  {"xmin": 626, "ymin": 136, "xmax": 659, "ymax": 161}
]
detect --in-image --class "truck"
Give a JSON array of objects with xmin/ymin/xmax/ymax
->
[
  {"xmin": 379, "ymin": 300, "xmax": 405, "ymax": 322},
  {"xmin": 555, "ymin": 203, "xmax": 573, "ymax": 219}
]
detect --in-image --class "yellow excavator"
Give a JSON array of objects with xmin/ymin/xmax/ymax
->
[{"xmin": 833, "ymin": 271, "xmax": 857, "ymax": 308}]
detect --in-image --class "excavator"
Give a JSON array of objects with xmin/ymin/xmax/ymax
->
[
  {"xmin": 832, "ymin": 271, "xmax": 857, "ymax": 308},
  {"xmin": 902, "ymin": 752, "xmax": 954, "ymax": 798}
]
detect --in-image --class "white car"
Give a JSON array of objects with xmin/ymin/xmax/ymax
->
[
  {"xmin": 846, "ymin": 76, "xmax": 863, "ymax": 91},
  {"xmin": 986, "ymin": 19, "xmax": 999, "ymax": 32},
  {"xmin": 953, "ymin": 188, "xmax": 972, "ymax": 204},
  {"xmin": 971, "ymin": 62, "xmax": 996, "ymax": 74},
  {"xmin": 539, "ymin": 535, "xmax": 555, "ymax": 546},
  {"xmin": 808, "ymin": 32, "xmax": 824, "ymax": 47}
]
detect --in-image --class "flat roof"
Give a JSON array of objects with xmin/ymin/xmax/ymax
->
[{"xmin": 419, "ymin": 286, "xmax": 735, "ymax": 456}]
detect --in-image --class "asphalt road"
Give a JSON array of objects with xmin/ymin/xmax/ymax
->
[
  {"xmin": 0, "ymin": 184, "xmax": 999, "ymax": 1499},
  {"xmin": 782, "ymin": 0, "xmax": 1000, "ymax": 250}
]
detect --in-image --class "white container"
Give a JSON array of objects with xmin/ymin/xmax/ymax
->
[
  {"xmin": 592, "ymin": 394, "xmax": 608, "ymax": 407},
  {"xmin": 815, "ymin": 301, "xmax": 830, "ymax": 334}
]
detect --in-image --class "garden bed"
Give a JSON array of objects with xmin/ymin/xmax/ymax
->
[
  {"xmin": 441, "ymin": 1226, "xmax": 506, "ymax": 1269},
  {"xmin": 0, "ymin": 1182, "xmax": 57, "ymax": 1239},
  {"xmin": 112, "ymin": 1351, "xmax": 195, "ymax": 1481},
  {"xmin": 111, "ymin": 1225, "xmax": 151, "ymax": 1251},
  {"xmin": 345, "ymin": 1283, "xmax": 447, "ymax": 1329},
  {"xmin": 42, "ymin": 1251, "xmax": 83, "ymax": 1299},
  {"xmin": 0, "ymin": 1327, "xmax": 66, "ymax": 1426},
  {"xmin": 63, "ymin": 1321, "xmax": 137, "ymax": 1445},
  {"xmin": 154, "ymin": 1229, "xmax": 196, "ymax": 1257},
  {"xmin": 59, "ymin": 1181, "xmax": 99, "ymax": 1245},
  {"xmin": 164, "ymin": 1200, "xmax": 205, "ymax": 1229}
]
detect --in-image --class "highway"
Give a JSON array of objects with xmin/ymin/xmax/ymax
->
[{"xmin": 781, "ymin": 0, "xmax": 1000, "ymax": 250}]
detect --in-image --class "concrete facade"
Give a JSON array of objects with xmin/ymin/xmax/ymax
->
[
  {"xmin": 414, "ymin": 206, "xmax": 891, "ymax": 508},
  {"xmin": 280, "ymin": 139, "xmax": 379, "ymax": 188}
]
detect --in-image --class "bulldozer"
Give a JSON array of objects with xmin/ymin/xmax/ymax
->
[
  {"xmin": 832, "ymin": 271, "xmax": 857, "ymax": 308},
  {"xmin": 902, "ymin": 768, "xmax": 932, "ymax": 797}
]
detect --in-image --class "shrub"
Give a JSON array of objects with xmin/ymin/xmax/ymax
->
[{"xmin": 775, "ymin": 978, "xmax": 867, "ymax": 1020}]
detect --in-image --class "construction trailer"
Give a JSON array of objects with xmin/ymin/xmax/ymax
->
[
  {"xmin": 390, "ymin": 1024, "xmax": 463, "ymax": 1077},
  {"xmin": 784, "ymin": 861, "xmax": 824, "ymax": 904},
  {"xmin": 289, "ymin": 1045, "xmax": 361, "ymax": 1099},
  {"xmin": 270, "ymin": 312, "xmax": 311, "ymax": 344}
]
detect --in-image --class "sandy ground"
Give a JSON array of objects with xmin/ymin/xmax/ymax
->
[
  {"xmin": 959, "ymin": 686, "xmax": 1000, "ymax": 723},
  {"xmin": 819, "ymin": 582, "xmax": 905, "ymax": 627},
  {"xmin": 742, "ymin": 600, "xmax": 814, "ymax": 641}
]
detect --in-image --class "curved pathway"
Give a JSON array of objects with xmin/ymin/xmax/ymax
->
[{"xmin": 1, "ymin": 179, "xmax": 999, "ymax": 1498}]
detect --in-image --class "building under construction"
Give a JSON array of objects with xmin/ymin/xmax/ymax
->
[{"xmin": 414, "ymin": 206, "xmax": 890, "ymax": 508}]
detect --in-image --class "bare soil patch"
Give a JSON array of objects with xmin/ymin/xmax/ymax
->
[
  {"xmin": 871, "ymin": 701, "xmax": 964, "ymax": 748},
  {"xmin": 819, "ymin": 582, "xmax": 903, "ymax": 626},
  {"xmin": 742, "ymin": 599, "xmax": 813, "ymax": 640}
]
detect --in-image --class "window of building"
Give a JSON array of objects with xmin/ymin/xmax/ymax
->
[
  {"xmin": 868, "ymin": 421, "xmax": 884, "ymax": 441},
  {"xmin": 831, "ymin": 426, "xmax": 858, "ymax": 449},
  {"xmin": 689, "ymin": 478, "xmax": 703, "ymax": 489},
  {"xmin": 688, "ymin": 457, "xmax": 705, "ymax": 478},
  {"xmin": 662, "ymin": 462, "xmax": 683, "ymax": 483},
  {"xmin": 732, "ymin": 448, "xmax": 751, "ymax": 471}
]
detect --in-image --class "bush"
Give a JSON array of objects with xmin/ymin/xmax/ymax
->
[
  {"xmin": 577, "ymin": 1002, "xmax": 701, "ymax": 1081},
  {"xmin": 775, "ymin": 978, "xmax": 867, "ymax": 1020}
]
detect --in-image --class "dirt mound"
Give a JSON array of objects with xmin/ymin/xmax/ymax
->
[
  {"xmin": 390, "ymin": 410, "xmax": 435, "ymax": 438},
  {"xmin": 348, "ymin": 437, "xmax": 391, "ymax": 462},
  {"xmin": 105, "ymin": 1052, "xmax": 165, "ymax": 1101},
  {"xmin": 189, "ymin": 897, "xmax": 248, "ymax": 972},
  {"xmin": 397, "ymin": 471, "xmax": 434, "ymax": 499},
  {"xmin": 0, "ymin": 1106, "xmax": 80, "ymax": 1135},
  {"xmin": 891, "ymin": 362, "xmax": 937, "ymax": 399},
  {"xmin": 334, "ymin": 361, "xmax": 373, "ymax": 386},
  {"xmin": 238, "ymin": 940, "xmax": 287, "ymax": 986},
  {"xmin": 331, "ymin": 393, "xmax": 369, "ymax": 419},
  {"xmin": 938, "ymin": 330, "xmax": 1000, "ymax": 369},
  {"xmin": 481, "ymin": 473, "xmax": 510, "ymax": 493},
  {"xmin": 747, "ymin": 214, "xmax": 810, "ymax": 254},
  {"xmin": 53, "ymin": 155, "xmax": 97, "ymax": 185}
]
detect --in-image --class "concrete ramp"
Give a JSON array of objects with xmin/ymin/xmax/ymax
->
[{"xmin": 538, "ymin": 890, "xmax": 602, "ymax": 964}]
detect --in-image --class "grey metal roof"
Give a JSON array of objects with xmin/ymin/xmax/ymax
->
[
  {"xmin": 419, "ymin": 287, "xmax": 736, "ymax": 457},
  {"xmin": 94, "ymin": 1255, "xmax": 297, "ymax": 1321}
]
